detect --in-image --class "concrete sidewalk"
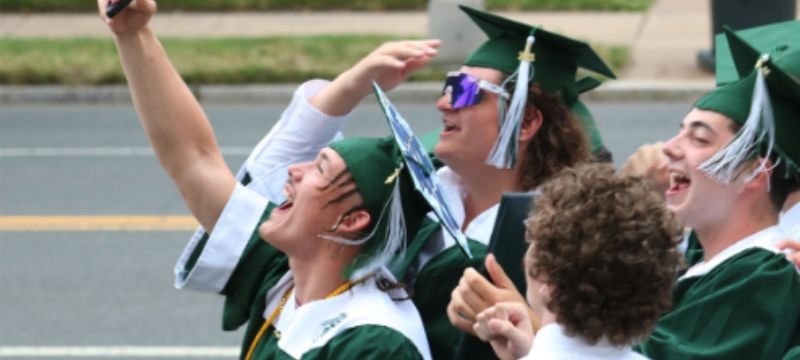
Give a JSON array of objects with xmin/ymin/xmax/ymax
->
[
  {"xmin": 0, "ymin": 0, "xmax": 742, "ymax": 81},
  {"xmin": 2, "ymin": 0, "xmax": 798, "ymax": 103}
]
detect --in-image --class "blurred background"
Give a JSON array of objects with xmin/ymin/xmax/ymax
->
[{"xmin": 0, "ymin": 0, "xmax": 797, "ymax": 359}]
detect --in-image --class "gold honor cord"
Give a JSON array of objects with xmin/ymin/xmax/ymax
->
[{"xmin": 244, "ymin": 277, "xmax": 370, "ymax": 360}]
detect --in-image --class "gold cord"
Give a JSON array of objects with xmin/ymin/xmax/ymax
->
[{"xmin": 243, "ymin": 277, "xmax": 369, "ymax": 360}]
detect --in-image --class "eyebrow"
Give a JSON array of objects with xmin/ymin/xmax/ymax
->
[{"xmin": 686, "ymin": 120, "xmax": 717, "ymax": 135}]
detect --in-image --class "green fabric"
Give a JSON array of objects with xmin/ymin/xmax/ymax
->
[
  {"xmin": 683, "ymin": 230, "xmax": 704, "ymax": 267},
  {"xmin": 217, "ymin": 207, "xmax": 424, "ymax": 360},
  {"xmin": 411, "ymin": 237, "xmax": 488, "ymax": 360},
  {"xmin": 695, "ymin": 59, "xmax": 800, "ymax": 172},
  {"xmin": 220, "ymin": 203, "xmax": 288, "ymax": 331},
  {"xmin": 570, "ymin": 98, "xmax": 604, "ymax": 154},
  {"xmin": 638, "ymin": 248, "xmax": 800, "ymax": 359},
  {"xmin": 246, "ymin": 324, "xmax": 423, "ymax": 360},
  {"xmin": 328, "ymin": 136, "xmax": 430, "ymax": 277},
  {"xmin": 715, "ymin": 20, "xmax": 800, "ymax": 86},
  {"xmin": 460, "ymin": 4, "xmax": 615, "ymax": 104}
]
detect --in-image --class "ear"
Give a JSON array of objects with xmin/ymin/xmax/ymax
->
[
  {"xmin": 336, "ymin": 209, "xmax": 372, "ymax": 234},
  {"xmin": 738, "ymin": 157, "xmax": 773, "ymax": 193},
  {"xmin": 519, "ymin": 107, "xmax": 543, "ymax": 143}
]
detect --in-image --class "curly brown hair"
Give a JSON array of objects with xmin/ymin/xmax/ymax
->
[
  {"xmin": 515, "ymin": 84, "xmax": 590, "ymax": 190},
  {"xmin": 526, "ymin": 163, "xmax": 681, "ymax": 346}
]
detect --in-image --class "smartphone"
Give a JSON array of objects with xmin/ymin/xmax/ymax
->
[{"xmin": 106, "ymin": 0, "xmax": 134, "ymax": 18}]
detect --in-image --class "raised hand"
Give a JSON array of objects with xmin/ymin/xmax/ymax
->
[
  {"xmin": 447, "ymin": 254, "xmax": 539, "ymax": 336},
  {"xmin": 621, "ymin": 141, "xmax": 669, "ymax": 196},
  {"xmin": 310, "ymin": 39, "xmax": 441, "ymax": 116},
  {"xmin": 97, "ymin": 0, "xmax": 157, "ymax": 37},
  {"xmin": 474, "ymin": 302, "xmax": 535, "ymax": 360}
]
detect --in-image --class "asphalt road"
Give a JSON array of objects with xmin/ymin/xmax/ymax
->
[{"xmin": 0, "ymin": 100, "xmax": 690, "ymax": 358}]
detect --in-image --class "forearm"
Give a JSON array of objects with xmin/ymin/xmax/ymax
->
[
  {"xmin": 114, "ymin": 27, "xmax": 220, "ymax": 178},
  {"xmin": 310, "ymin": 68, "xmax": 373, "ymax": 116},
  {"xmin": 114, "ymin": 27, "xmax": 233, "ymax": 230}
]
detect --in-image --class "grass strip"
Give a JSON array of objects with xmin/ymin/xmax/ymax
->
[
  {"xmin": 0, "ymin": 36, "xmax": 628, "ymax": 85},
  {"xmin": 3, "ymin": 0, "xmax": 651, "ymax": 12}
]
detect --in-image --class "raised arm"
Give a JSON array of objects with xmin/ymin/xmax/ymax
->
[
  {"xmin": 311, "ymin": 40, "xmax": 441, "ymax": 116},
  {"xmin": 98, "ymin": 0, "xmax": 235, "ymax": 231}
]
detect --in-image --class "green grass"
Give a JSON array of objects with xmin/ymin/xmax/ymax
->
[
  {"xmin": 2, "ymin": 0, "xmax": 651, "ymax": 12},
  {"xmin": 0, "ymin": 36, "xmax": 628, "ymax": 85}
]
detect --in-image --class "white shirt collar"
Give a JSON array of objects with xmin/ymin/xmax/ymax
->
[
  {"xmin": 680, "ymin": 225, "xmax": 782, "ymax": 280},
  {"xmin": 523, "ymin": 323, "xmax": 645, "ymax": 360},
  {"xmin": 436, "ymin": 167, "xmax": 500, "ymax": 245},
  {"xmin": 779, "ymin": 202, "xmax": 800, "ymax": 239}
]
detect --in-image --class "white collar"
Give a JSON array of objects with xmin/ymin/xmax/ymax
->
[
  {"xmin": 524, "ymin": 323, "xmax": 642, "ymax": 359},
  {"xmin": 779, "ymin": 202, "xmax": 800, "ymax": 239},
  {"xmin": 680, "ymin": 226, "xmax": 782, "ymax": 280},
  {"xmin": 436, "ymin": 166, "xmax": 500, "ymax": 245}
]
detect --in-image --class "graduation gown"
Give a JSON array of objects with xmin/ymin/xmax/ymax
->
[
  {"xmin": 176, "ymin": 185, "xmax": 431, "ymax": 359},
  {"xmin": 638, "ymin": 226, "xmax": 800, "ymax": 359},
  {"xmin": 185, "ymin": 80, "xmax": 501, "ymax": 360}
]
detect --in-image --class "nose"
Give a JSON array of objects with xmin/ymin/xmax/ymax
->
[
  {"xmin": 436, "ymin": 90, "xmax": 453, "ymax": 112},
  {"xmin": 662, "ymin": 135, "xmax": 682, "ymax": 161},
  {"xmin": 287, "ymin": 162, "xmax": 310, "ymax": 182}
]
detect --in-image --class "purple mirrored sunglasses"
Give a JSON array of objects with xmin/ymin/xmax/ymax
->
[{"xmin": 441, "ymin": 71, "xmax": 510, "ymax": 110}]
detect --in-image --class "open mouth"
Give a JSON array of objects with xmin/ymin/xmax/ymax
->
[
  {"xmin": 277, "ymin": 199, "xmax": 294, "ymax": 211},
  {"xmin": 442, "ymin": 119, "xmax": 460, "ymax": 134},
  {"xmin": 668, "ymin": 171, "xmax": 691, "ymax": 192}
]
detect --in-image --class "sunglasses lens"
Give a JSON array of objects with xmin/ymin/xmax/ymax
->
[{"xmin": 443, "ymin": 73, "xmax": 483, "ymax": 109}]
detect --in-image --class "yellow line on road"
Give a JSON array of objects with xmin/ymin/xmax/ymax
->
[{"xmin": 0, "ymin": 216, "xmax": 198, "ymax": 231}]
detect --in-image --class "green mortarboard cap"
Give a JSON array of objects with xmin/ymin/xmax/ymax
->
[
  {"xmin": 714, "ymin": 20, "xmax": 800, "ymax": 85},
  {"xmin": 696, "ymin": 26, "xmax": 800, "ymax": 181},
  {"xmin": 573, "ymin": 76, "xmax": 606, "ymax": 155},
  {"xmin": 329, "ymin": 137, "xmax": 430, "ymax": 278},
  {"xmin": 460, "ymin": 5, "xmax": 616, "ymax": 103}
]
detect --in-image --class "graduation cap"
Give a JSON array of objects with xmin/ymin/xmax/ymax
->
[
  {"xmin": 458, "ymin": 5, "xmax": 616, "ymax": 168},
  {"xmin": 372, "ymin": 82, "xmax": 473, "ymax": 258},
  {"xmin": 696, "ymin": 25, "xmax": 800, "ymax": 184},
  {"xmin": 713, "ymin": 20, "xmax": 800, "ymax": 86},
  {"xmin": 327, "ymin": 136, "xmax": 432, "ymax": 279}
]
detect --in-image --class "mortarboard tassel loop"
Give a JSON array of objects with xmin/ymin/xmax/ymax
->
[
  {"xmin": 699, "ymin": 54, "xmax": 777, "ymax": 184},
  {"xmin": 486, "ymin": 34, "xmax": 535, "ymax": 169}
]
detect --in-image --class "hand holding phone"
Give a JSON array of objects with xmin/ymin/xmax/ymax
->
[{"xmin": 106, "ymin": 0, "xmax": 134, "ymax": 18}]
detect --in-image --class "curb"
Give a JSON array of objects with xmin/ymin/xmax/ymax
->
[{"xmin": 0, "ymin": 80, "xmax": 715, "ymax": 105}]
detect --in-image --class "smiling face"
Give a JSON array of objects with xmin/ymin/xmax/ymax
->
[
  {"xmin": 258, "ymin": 147, "xmax": 366, "ymax": 257},
  {"xmin": 663, "ymin": 108, "xmax": 739, "ymax": 228},
  {"xmin": 433, "ymin": 66, "xmax": 506, "ymax": 170}
]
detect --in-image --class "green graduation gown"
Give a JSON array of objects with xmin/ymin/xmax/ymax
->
[
  {"xmin": 638, "ymin": 226, "xmax": 800, "ymax": 359},
  {"xmin": 176, "ymin": 185, "xmax": 431, "ymax": 360}
]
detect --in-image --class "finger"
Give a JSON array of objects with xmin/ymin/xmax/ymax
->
[
  {"xmin": 404, "ymin": 39, "xmax": 442, "ymax": 55},
  {"xmin": 447, "ymin": 300, "xmax": 477, "ymax": 334},
  {"xmin": 451, "ymin": 282, "xmax": 482, "ymax": 322},
  {"xmin": 486, "ymin": 253, "xmax": 518, "ymax": 291},
  {"xmin": 789, "ymin": 252, "xmax": 800, "ymax": 267},
  {"xmin": 460, "ymin": 268, "xmax": 494, "ymax": 311},
  {"xmin": 488, "ymin": 319, "xmax": 532, "ymax": 349},
  {"xmin": 777, "ymin": 239, "xmax": 800, "ymax": 252}
]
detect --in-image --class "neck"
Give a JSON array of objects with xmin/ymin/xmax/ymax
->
[
  {"xmin": 455, "ymin": 163, "xmax": 522, "ymax": 229},
  {"xmin": 695, "ymin": 200, "xmax": 778, "ymax": 261},
  {"xmin": 288, "ymin": 242, "xmax": 358, "ymax": 305},
  {"xmin": 783, "ymin": 191, "xmax": 800, "ymax": 213}
]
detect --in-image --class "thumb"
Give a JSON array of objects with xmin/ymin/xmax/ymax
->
[{"xmin": 486, "ymin": 253, "xmax": 516, "ymax": 291}]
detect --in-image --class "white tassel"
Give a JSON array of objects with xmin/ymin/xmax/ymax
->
[
  {"xmin": 350, "ymin": 177, "xmax": 407, "ymax": 280},
  {"xmin": 700, "ymin": 59, "xmax": 776, "ymax": 184},
  {"xmin": 486, "ymin": 35, "xmax": 536, "ymax": 169},
  {"xmin": 317, "ymin": 169, "xmax": 407, "ymax": 280}
]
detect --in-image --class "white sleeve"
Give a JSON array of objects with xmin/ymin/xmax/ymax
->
[
  {"xmin": 240, "ymin": 79, "xmax": 349, "ymax": 201},
  {"xmin": 174, "ymin": 184, "xmax": 269, "ymax": 292},
  {"xmin": 183, "ymin": 80, "xmax": 352, "ymax": 272}
]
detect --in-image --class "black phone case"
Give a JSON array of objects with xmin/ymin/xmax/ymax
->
[{"xmin": 106, "ymin": 0, "xmax": 134, "ymax": 18}]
